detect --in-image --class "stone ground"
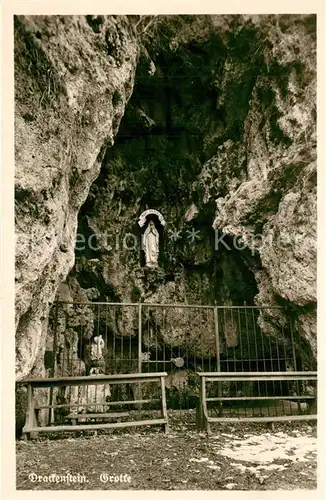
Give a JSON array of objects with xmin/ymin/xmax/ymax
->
[{"xmin": 16, "ymin": 410, "xmax": 317, "ymax": 490}]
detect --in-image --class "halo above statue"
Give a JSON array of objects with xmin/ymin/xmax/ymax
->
[{"xmin": 138, "ymin": 209, "xmax": 166, "ymax": 228}]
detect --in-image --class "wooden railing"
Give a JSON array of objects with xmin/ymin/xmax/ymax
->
[
  {"xmin": 19, "ymin": 372, "xmax": 169, "ymax": 439},
  {"xmin": 196, "ymin": 371, "xmax": 317, "ymax": 434}
]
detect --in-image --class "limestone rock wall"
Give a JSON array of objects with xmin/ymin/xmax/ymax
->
[
  {"xmin": 203, "ymin": 17, "xmax": 317, "ymax": 359},
  {"xmin": 15, "ymin": 15, "xmax": 139, "ymax": 379},
  {"xmin": 64, "ymin": 15, "xmax": 316, "ymax": 363},
  {"xmin": 15, "ymin": 15, "xmax": 317, "ymax": 383}
]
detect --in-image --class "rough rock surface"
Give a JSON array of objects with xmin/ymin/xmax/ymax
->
[
  {"xmin": 61, "ymin": 15, "xmax": 316, "ymax": 362},
  {"xmin": 15, "ymin": 15, "xmax": 139, "ymax": 379},
  {"xmin": 15, "ymin": 14, "xmax": 317, "ymax": 385},
  {"xmin": 206, "ymin": 17, "xmax": 317, "ymax": 358}
]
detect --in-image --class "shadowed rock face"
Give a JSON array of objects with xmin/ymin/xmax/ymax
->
[
  {"xmin": 15, "ymin": 14, "xmax": 317, "ymax": 382},
  {"xmin": 14, "ymin": 15, "xmax": 139, "ymax": 379},
  {"xmin": 66, "ymin": 15, "xmax": 316, "ymax": 362},
  {"xmin": 204, "ymin": 16, "xmax": 317, "ymax": 358}
]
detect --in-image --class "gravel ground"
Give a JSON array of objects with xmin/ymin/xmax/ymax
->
[{"xmin": 16, "ymin": 410, "xmax": 317, "ymax": 490}]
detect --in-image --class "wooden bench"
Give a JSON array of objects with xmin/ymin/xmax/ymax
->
[
  {"xmin": 196, "ymin": 371, "xmax": 317, "ymax": 434},
  {"xmin": 19, "ymin": 372, "xmax": 169, "ymax": 439}
]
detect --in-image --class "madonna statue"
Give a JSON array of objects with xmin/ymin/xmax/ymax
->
[{"xmin": 143, "ymin": 220, "xmax": 159, "ymax": 267}]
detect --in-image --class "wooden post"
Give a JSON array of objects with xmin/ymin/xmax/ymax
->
[
  {"xmin": 214, "ymin": 307, "xmax": 223, "ymax": 416},
  {"xmin": 198, "ymin": 376, "xmax": 204, "ymax": 430},
  {"xmin": 160, "ymin": 376, "xmax": 169, "ymax": 434},
  {"xmin": 24, "ymin": 384, "xmax": 38, "ymax": 439},
  {"xmin": 196, "ymin": 395, "xmax": 202, "ymax": 430},
  {"xmin": 200, "ymin": 376, "xmax": 210, "ymax": 434},
  {"xmin": 309, "ymin": 384, "xmax": 317, "ymax": 415}
]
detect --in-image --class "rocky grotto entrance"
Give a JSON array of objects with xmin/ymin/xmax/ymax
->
[
  {"xmin": 40, "ymin": 15, "xmax": 316, "ymax": 413},
  {"xmin": 68, "ymin": 18, "xmax": 263, "ymax": 309},
  {"xmin": 12, "ymin": 19, "xmax": 318, "ymax": 493}
]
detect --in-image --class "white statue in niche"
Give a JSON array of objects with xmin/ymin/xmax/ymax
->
[
  {"xmin": 91, "ymin": 335, "xmax": 105, "ymax": 361},
  {"xmin": 143, "ymin": 220, "xmax": 159, "ymax": 267}
]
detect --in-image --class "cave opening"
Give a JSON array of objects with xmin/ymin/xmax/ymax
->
[
  {"xmin": 72, "ymin": 30, "xmax": 263, "ymax": 307},
  {"xmin": 60, "ymin": 23, "xmax": 297, "ymax": 397},
  {"xmin": 46, "ymin": 15, "xmax": 316, "ymax": 413}
]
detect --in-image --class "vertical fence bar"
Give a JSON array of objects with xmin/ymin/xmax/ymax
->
[
  {"xmin": 289, "ymin": 314, "xmax": 298, "ymax": 371},
  {"xmin": 281, "ymin": 323, "xmax": 291, "ymax": 414},
  {"xmin": 289, "ymin": 314, "xmax": 301, "ymax": 413},
  {"xmin": 186, "ymin": 313, "xmax": 189, "ymax": 411},
  {"xmin": 137, "ymin": 301, "xmax": 143, "ymax": 410},
  {"xmin": 138, "ymin": 301, "xmax": 142, "ymax": 373},
  {"xmin": 237, "ymin": 308, "xmax": 247, "ymax": 417},
  {"xmin": 48, "ymin": 300, "xmax": 59, "ymax": 425},
  {"xmin": 244, "ymin": 303, "xmax": 251, "ymax": 373},
  {"xmin": 247, "ymin": 307, "xmax": 257, "ymax": 416},
  {"xmin": 214, "ymin": 307, "xmax": 222, "ymax": 415},
  {"xmin": 67, "ymin": 314, "xmax": 71, "ymax": 376},
  {"xmin": 214, "ymin": 307, "xmax": 220, "ymax": 373},
  {"xmin": 88, "ymin": 314, "xmax": 91, "ymax": 374},
  {"xmin": 193, "ymin": 308, "xmax": 196, "ymax": 374},
  {"xmin": 113, "ymin": 307, "xmax": 116, "ymax": 374},
  {"xmin": 147, "ymin": 310, "xmax": 150, "ymax": 374},
  {"xmin": 207, "ymin": 309, "xmax": 211, "ymax": 373},
  {"xmin": 254, "ymin": 315, "xmax": 262, "ymax": 417},
  {"xmin": 95, "ymin": 304, "xmax": 99, "ymax": 402},
  {"xmin": 253, "ymin": 308, "xmax": 269, "ymax": 416},
  {"xmin": 223, "ymin": 308, "xmax": 229, "ymax": 372},
  {"xmin": 268, "ymin": 325, "xmax": 277, "ymax": 415},
  {"xmin": 275, "ymin": 334, "xmax": 285, "ymax": 414},
  {"xmin": 179, "ymin": 309, "xmax": 182, "ymax": 410},
  {"xmin": 129, "ymin": 316, "xmax": 132, "ymax": 374},
  {"xmin": 120, "ymin": 311, "xmax": 123, "ymax": 372},
  {"xmin": 201, "ymin": 311, "xmax": 204, "ymax": 371},
  {"xmin": 231, "ymin": 309, "xmax": 236, "ymax": 372},
  {"xmin": 252, "ymin": 310, "xmax": 260, "ymax": 373},
  {"xmin": 79, "ymin": 320, "xmax": 83, "ymax": 376},
  {"xmin": 156, "ymin": 307, "xmax": 158, "ymax": 374},
  {"xmin": 238, "ymin": 309, "xmax": 244, "ymax": 372},
  {"xmin": 105, "ymin": 301, "xmax": 108, "ymax": 374},
  {"xmin": 231, "ymin": 309, "xmax": 237, "ymax": 416},
  {"xmin": 163, "ymin": 306, "xmax": 166, "ymax": 372},
  {"xmin": 97, "ymin": 303, "xmax": 100, "ymax": 337},
  {"xmin": 267, "ymin": 311, "xmax": 274, "ymax": 370}
]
